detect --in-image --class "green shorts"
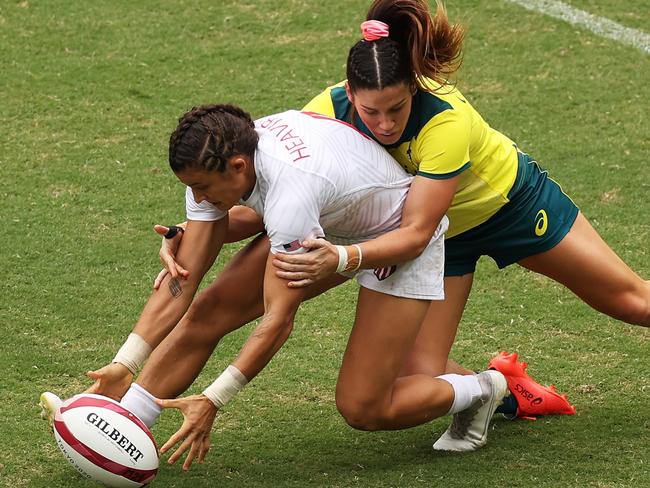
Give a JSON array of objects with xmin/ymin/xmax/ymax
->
[{"xmin": 444, "ymin": 152, "xmax": 579, "ymax": 277}]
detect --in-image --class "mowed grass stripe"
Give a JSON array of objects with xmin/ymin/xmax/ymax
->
[{"xmin": 505, "ymin": 0, "xmax": 650, "ymax": 54}]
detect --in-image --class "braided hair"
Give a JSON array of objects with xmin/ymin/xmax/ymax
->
[
  {"xmin": 169, "ymin": 104, "xmax": 258, "ymax": 173},
  {"xmin": 347, "ymin": 0, "xmax": 465, "ymax": 92}
]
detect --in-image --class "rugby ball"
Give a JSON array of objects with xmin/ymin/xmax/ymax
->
[{"xmin": 53, "ymin": 393, "xmax": 158, "ymax": 487}]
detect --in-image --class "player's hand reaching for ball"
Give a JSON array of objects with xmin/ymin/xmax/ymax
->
[
  {"xmin": 273, "ymin": 238, "xmax": 339, "ymax": 287},
  {"xmin": 152, "ymin": 222, "xmax": 188, "ymax": 290},
  {"xmin": 85, "ymin": 363, "xmax": 133, "ymax": 401},
  {"xmin": 156, "ymin": 395, "xmax": 218, "ymax": 471}
]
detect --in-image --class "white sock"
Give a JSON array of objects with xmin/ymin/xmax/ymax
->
[
  {"xmin": 120, "ymin": 383, "xmax": 162, "ymax": 428},
  {"xmin": 436, "ymin": 373, "xmax": 483, "ymax": 415}
]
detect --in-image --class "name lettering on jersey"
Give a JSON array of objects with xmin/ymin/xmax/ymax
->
[{"xmin": 260, "ymin": 116, "xmax": 310, "ymax": 163}]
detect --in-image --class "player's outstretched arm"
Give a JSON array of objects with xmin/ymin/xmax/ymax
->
[
  {"xmin": 274, "ymin": 175, "xmax": 458, "ymax": 287},
  {"xmin": 156, "ymin": 252, "xmax": 307, "ymax": 470},
  {"xmin": 86, "ymin": 218, "xmax": 228, "ymax": 400}
]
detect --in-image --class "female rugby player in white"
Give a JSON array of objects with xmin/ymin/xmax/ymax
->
[{"xmin": 42, "ymin": 104, "xmax": 508, "ymax": 470}]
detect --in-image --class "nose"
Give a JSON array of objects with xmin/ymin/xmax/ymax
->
[{"xmin": 377, "ymin": 114, "xmax": 395, "ymax": 132}]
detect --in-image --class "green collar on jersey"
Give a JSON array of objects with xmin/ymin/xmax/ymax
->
[{"xmin": 330, "ymin": 86, "xmax": 454, "ymax": 149}]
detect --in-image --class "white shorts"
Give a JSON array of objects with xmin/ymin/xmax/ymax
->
[{"xmin": 343, "ymin": 215, "xmax": 448, "ymax": 301}]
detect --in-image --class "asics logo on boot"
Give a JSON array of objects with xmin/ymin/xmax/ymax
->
[{"xmin": 515, "ymin": 383, "xmax": 543, "ymax": 405}]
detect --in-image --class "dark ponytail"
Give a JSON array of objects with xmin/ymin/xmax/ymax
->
[
  {"xmin": 347, "ymin": 0, "xmax": 465, "ymax": 92},
  {"xmin": 169, "ymin": 104, "xmax": 258, "ymax": 173}
]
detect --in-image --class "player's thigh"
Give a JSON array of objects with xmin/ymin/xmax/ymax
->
[
  {"xmin": 400, "ymin": 274, "xmax": 474, "ymax": 377},
  {"xmin": 189, "ymin": 234, "xmax": 270, "ymax": 324},
  {"xmin": 187, "ymin": 232, "xmax": 348, "ymax": 334},
  {"xmin": 336, "ymin": 288, "xmax": 430, "ymax": 407},
  {"xmin": 518, "ymin": 212, "xmax": 647, "ymax": 320}
]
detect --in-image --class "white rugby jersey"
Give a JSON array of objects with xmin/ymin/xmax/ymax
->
[{"xmin": 186, "ymin": 110, "xmax": 445, "ymax": 254}]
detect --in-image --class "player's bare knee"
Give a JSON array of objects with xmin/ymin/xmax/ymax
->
[
  {"xmin": 180, "ymin": 293, "xmax": 231, "ymax": 343},
  {"xmin": 335, "ymin": 397, "xmax": 385, "ymax": 431},
  {"xmin": 183, "ymin": 299, "xmax": 217, "ymax": 330},
  {"xmin": 612, "ymin": 288, "xmax": 650, "ymax": 326}
]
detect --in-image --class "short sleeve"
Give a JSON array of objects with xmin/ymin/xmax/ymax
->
[
  {"xmin": 415, "ymin": 110, "xmax": 472, "ymax": 179},
  {"xmin": 302, "ymin": 88, "xmax": 337, "ymax": 117},
  {"xmin": 184, "ymin": 186, "xmax": 227, "ymax": 221},
  {"xmin": 262, "ymin": 177, "xmax": 330, "ymax": 255}
]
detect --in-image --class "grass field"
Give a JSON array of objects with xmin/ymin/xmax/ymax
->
[{"xmin": 2, "ymin": 0, "xmax": 649, "ymax": 487}]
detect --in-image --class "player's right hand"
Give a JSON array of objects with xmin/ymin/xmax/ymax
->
[
  {"xmin": 272, "ymin": 238, "xmax": 339, "ymax": 287},
  {"xmin": 85, "ymin": 363, "xmax": 134, "ymax": 401},
  {"xmin": 156, "ymin": 394, "xmax": 218, "ymax": 471},
  {"xmin": 153, "ymin": 222, "xmax": 188, "ymax": 290}
]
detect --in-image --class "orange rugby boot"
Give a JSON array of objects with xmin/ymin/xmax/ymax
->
[{"xmin": 488, "ymin": 351, "xmax": 576, "ymax": 419}]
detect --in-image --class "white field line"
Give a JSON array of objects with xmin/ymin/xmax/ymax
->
[{"xmin": 504, "ymin": 0, "xmax": 650, "ymax": 54}]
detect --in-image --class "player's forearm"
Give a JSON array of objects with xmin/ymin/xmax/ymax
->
[
  {"xmin": 131, "ymin": 277, "xmax": 202, "ymax": 348},
  {"xmin": 117, "ymin": 219, "xmax": 227, "ymax": 369},
  {"xmin": 232, "ymin": 311, "xmax": 295, "ymax": 381},
  {"xmin": 350, "ymin": 221, "xmax": 438, "ymax": 268},
  {"xmin": 221, "ymin": 253, "xmax": 302, "ymax": 384},
  {"xmin": 197, "ymin": 313, "xmax": 294, "ymax": 412},
  {"xmin": 348, "ymin": 175, "xmax": 456, "ymax": 268}
]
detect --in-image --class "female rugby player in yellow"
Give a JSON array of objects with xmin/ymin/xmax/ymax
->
[{"xmin": 275, "ymin": 3, "xmax": 650, "ymax": 365}]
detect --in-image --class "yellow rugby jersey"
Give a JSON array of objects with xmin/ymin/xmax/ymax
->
[{"xmin": 303, "ymin": 80, "xmax": 520, "ymax": 238}]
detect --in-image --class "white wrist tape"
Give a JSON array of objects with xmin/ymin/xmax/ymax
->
[
  {"xmin": 112, "ymin": 333, "xmax": 152, "ymax": 375},
  {"xmin": 202, "ymin": 365, "xmax": 248, "ymax": 409},
  {"xmin": 351, "ymin": 244, "xmax": 363, "ymax": 271},
  {"xmin": 335, "ymin": 245, "xmax": 348, "ymax": 273}
]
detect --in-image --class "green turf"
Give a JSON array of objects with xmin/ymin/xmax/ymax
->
[{"xmin": 2, "ymin": 0, "xmax": 649, "ymax": 487}]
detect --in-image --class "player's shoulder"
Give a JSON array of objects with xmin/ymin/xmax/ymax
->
[
  {"xmin": 411, "ymin": 83, "xmax": 473, "ymax": 140},
  {"xmin": 416, "ymin": 80, "xmax": 470, "ymax": 118},
  {"xmin": 302, "ymin": 81, "xmax": 347, "ymax": 118}
]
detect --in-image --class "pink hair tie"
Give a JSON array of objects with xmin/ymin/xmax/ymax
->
[{"xmin": 360, "ymin": 20, "xmax": 389, "ymax": 42}]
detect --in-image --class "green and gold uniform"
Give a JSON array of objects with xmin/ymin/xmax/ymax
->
[{"xmin": 303, "ymin": 80, "xmax": 579, "ymax": 275}]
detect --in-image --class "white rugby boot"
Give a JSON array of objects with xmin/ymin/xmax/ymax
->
[
  {"xmin": 39, "ymin": 391, "xmax": 63, "ymax": 428},
  {"xmin": 433, "ymin": 370, "xmax": 508, "ymax": 451}
]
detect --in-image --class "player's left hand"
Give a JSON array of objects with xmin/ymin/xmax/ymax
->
[
  {"xmin": 273, "ymin": 238, "xmax": 339, "ymax": 287},
  {"xmin": 156, "ymin": 395, "xmax": 218, "ymax": 471},
  {"xmin": 85, "ymin": 363, "xmax": 133, "ymax": 401}
]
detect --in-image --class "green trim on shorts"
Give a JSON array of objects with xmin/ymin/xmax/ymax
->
[{"xmin": 444, "ymin": 152, "xmax": 579, "ymax": 277}]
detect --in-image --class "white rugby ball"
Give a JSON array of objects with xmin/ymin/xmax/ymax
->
[{"xmin": 53, "ymin": 393, "xmax": 159, "ymax": 487}]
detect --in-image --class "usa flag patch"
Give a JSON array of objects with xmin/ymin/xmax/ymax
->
[{"xmin": 282, "ymin": 239, "xmax": 302, "ymax": 252}]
